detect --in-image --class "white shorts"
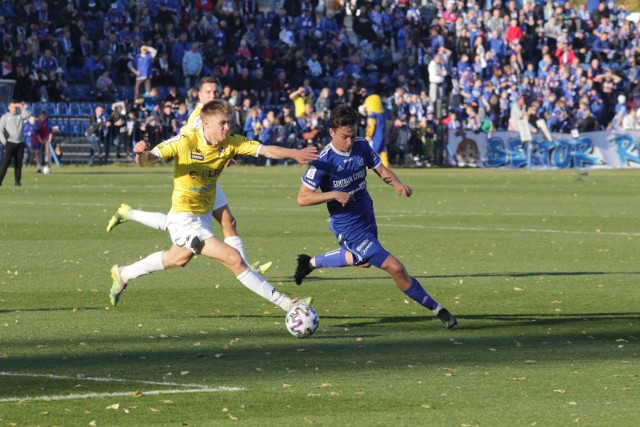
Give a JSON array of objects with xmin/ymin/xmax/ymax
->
[
  {"xmin": 167, "ymin": 211, "xmax": 215, "ymax": 253},
  {"xmin": 213, "ymin": 183, "xmax": 228, "ymax": 211}
]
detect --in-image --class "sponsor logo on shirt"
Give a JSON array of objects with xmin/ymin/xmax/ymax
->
[
  {"xmin": 191, "ymin": 148, "xmax": 204, "ymax": 161},
  {"xmin": 332, "ymin": 170, "xmax": 366, "ymax": 188}
]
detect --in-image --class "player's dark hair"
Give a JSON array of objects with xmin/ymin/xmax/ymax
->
[
  {"xmin": 330, "ymin": 104, "xmax": 359, "ymax": 129},
  {"xmin": 201, "ymin": 99, "xmax": 233, "ymax": 118},
  {"xmin": 199, "ymin": 76, "xmax": 218, "ymax": 88}
]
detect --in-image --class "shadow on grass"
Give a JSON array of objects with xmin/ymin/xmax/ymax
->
[
  {"xmin": 322, "ymin": 311, "xmax": 640, "ymax": 331},
  {"xmin": 1, "ymin": 307, "xmax": 637, "ymax": 396},
  {"xmin": 1, "ymin": 318, "xmax": 637, "ymax": 389},
  {"xmin": 279, "ymin": 270, "xmax": 640, "ymax": 285}
]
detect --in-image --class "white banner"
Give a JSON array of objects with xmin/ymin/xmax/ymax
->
[{"xmin": 447, "ymin": 129, "xmax": 640, "ymax": 169}]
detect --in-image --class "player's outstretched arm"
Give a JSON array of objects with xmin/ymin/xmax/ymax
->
[
  {"xmin": 297, "ymin": 184, "xmax": 352, "ymax": 207},
  {"xmin": 373, "ymin": 164, "xmax": 413, "ymax": 197},
  {"xmin": 260, "ymin": 145, "xmax": 318, "ymax": 164},
  {"xmin": 133, "ymin": 140, "xmax": 161, "ymax": 167}
]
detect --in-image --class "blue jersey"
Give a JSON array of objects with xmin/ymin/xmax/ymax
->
[{"xmin": 301, "ymin": 138, "xmax": 381, "ymax": 242}]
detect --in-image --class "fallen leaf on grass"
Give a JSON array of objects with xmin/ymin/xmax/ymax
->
[
  {"xmin": 89, "ymin": 421, "xmax": 97, "ymax": 426},
  {"xmin": 421, "ymin": 403, "xmax": 431, "ymax": 409},
  {"xmin": 106, "ymin": 403, "xmax": 120, "ymax": 410},
  {"xmin": 133, "ymin": 391, "xmax": 144, "ymax": 398},
  {"xmin": 553, "ymin": 389, "xmax": 566, "ymax": 394}
]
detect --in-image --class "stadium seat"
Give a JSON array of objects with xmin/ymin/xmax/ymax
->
[
  {"xmin": 81, "ymin": 103, "xmax": 94, "ymax": 116},
  {"xmin": 68, "ymin": 102, "xmax": 82, "ymax": 117},
  {"xmin": 118, "ymin": 85, "xmax": 134, "ymax": 100},
  {"xmin": 30, "ymin": 102, "xmax": 43, "ymax": 115},
  {"xmin": 56, "ymin": 102, "xmax": 70, "ymax": 116},
  {"xmin": 69, "ymin": 120, "xmax": 82, "ymax": 136},
  {"xmin": 44, "ymin": 102, "xmax": 58, "ymax": 116},
  {"xmin": 0, "ymin": 103, "xmax": 6, "ymax": 115}
]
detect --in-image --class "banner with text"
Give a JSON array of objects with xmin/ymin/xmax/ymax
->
[{"xmin": 448, "ymin": 130, "xmax": 640, "ymax": 169}]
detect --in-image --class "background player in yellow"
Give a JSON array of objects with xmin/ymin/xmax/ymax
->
[
  {"xmin": 107, "ymin": 77, "xmax": 273, "ymax": 274},
  {"xmin": 362, "ymin": 93, "xmax": 390, "ymax": 168},
  {"xmin": 109, "ymin": 100, "xmax": 318, "ymax": 311}
]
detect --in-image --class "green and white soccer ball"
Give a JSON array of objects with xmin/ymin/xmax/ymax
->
[{"xmin": 285, "ymin": 304, "xmax": 319, "ymax": 338}]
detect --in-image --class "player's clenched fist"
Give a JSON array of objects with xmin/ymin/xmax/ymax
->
[{"xmin": 133, "ymin": 140, "xmax": 150, "ymax": 154}]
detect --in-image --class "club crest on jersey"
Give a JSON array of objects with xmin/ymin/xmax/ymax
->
[{"xmin": 193, "ymin": 116, "xmax": 202, "ymax": 129}]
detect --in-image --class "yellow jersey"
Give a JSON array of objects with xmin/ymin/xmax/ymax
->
[
  {"xmin": 153, "ymin": 130, "xmax": 260, "ymax": 214},
  {"xmin": 181, "ymin": 103, "xmax": 203, "ymax": 135}
]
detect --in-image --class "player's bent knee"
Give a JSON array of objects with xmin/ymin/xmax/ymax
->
[{"xmin": 382, "ymin": 258, "xmax": 406, "ymax": 278}]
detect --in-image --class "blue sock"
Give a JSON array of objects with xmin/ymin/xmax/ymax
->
[
  {"xmin": 403, "ymin": 278, "xmax": 438, "ymax": 310},
  {"xmin": 314, "ymin": 248, "xmax": 349, "ymax": 268}
]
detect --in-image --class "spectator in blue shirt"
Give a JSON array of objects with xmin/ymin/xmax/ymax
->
[{"xmin": 128, "ymin": 44, "xmax": 157, "ymax": 99}]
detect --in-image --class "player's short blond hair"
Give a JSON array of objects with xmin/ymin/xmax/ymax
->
[{"xmin": 200, "ymin": 100, "xmax": 233, "ymax": 119}]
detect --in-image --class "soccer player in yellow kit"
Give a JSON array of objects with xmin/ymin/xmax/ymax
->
[
  {"xmin": 106, "ymin": 77, "xmax": 273, "ymax": 274},
  {"xmin": 109, "ymin": 100, "xmax": 318, "ymax": 311}
]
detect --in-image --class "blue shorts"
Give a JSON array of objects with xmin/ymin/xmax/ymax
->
[{"xmin": 336, "ymin": 229, "xmax": 390, "ymax": 268}]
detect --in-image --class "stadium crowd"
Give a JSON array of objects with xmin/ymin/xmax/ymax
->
[{"xmin": 0, "ymin": 0, "xmax": 638, "ymax": 167}]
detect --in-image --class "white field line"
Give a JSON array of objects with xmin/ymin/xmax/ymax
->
[
  {"xmin": 3, "ymin": 201, "xmax": 638, "ymax": 236},
  {"xmin": 1, "ymin": 197, "xmax": 634, "ymax": 219},
  {"xmin": 0, "ymin": 388, "xmax": 242, "ymax": 403},
  {"xmin": 0, "ymin": 371, "xmax": 243, "ymax": 403}
]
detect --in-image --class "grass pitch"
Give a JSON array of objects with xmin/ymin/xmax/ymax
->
[{"xmin": 0, "ymin": 164, "xmax": 638, "ymax": 426}]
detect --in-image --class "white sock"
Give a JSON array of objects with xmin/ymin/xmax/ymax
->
[
  {"xmin": 121, "ymin": 251, "xmax": 165, "ymax": 283},
  {"xmin": 236, "ymin": 268, "xmax": 290, "ymax": 311},
  {"xmin": 225, "ymin": 236, "xmax": 249, "ymax": 264},
  {"xmin": 128, "ymin": 209, "xmax": 168, "ymax": 231}
]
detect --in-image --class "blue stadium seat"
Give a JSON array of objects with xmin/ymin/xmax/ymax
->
[
  {"xmin": 30, "ymin": 102, "xmax": 43, "ymax": 115},
  {"xmin": 69, "ymin": 120, "xmax": 82, "ymax": 136},
  {"xmin": 66, "ymin": 68, "xmax": 85, "ymax": 84},
  {"xmin": 81, "ymin": 103, "xmax": 94, "ymax": 116},
  {"xmin": 69, "ymin": 84, "xmax": 91, "ymax": 101},
  {"xmin": 69, "ymin": 102, "xmax": 82, "ymax": 117},
  {"xmin": 44, "ymin": 102, "xmax": 58, "ymax": 116},
  {"xmin": 118, "ymin": 85, "xmax": 134, "ymax": 100},
  {"xmin": 0, "ymin": 103, "xmax": 6, "ymax": 115},
  {"xmin": 56, "ymin": 102, "xmax": 70, "ymax": 116}
]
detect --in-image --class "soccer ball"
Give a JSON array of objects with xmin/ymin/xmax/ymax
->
[
  {"xmin": 42, "ymin": 165, "xmax": 51, "ymax": 175},
  {"xmin": 285, "ymin": 304, "xmax": 319, "ymax": 338}
]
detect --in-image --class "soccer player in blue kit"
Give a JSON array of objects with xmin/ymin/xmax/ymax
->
[{"xmin": 294, "ymin": 104, "xmax": 457, "ymax": 329}]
